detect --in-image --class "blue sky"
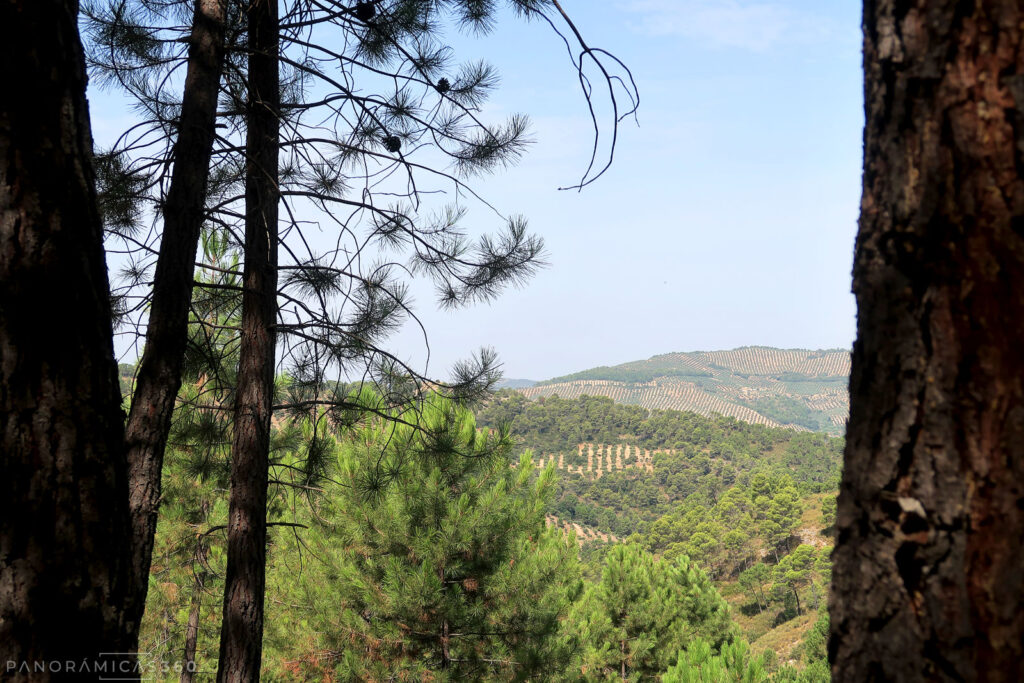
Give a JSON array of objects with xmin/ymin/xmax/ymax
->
[
  {"xmin": 91, "ymin": 0, "xmax": 864, "ymax": 382},
  {"xmin": 386, "ymin": 0, "xmax": 864, "ymax": 380}
]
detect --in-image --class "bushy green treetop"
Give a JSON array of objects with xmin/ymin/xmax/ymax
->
[
  {"xmin": 570, "ymin": 544, "xmax": 734, "ymax": 680},
  {"xmin": 271, "ymin": 396, "xmax": 581, "ymax": 681},
  {"xmin": 663, "ymin": 639, "xmax": 770, "ymax": 683}
]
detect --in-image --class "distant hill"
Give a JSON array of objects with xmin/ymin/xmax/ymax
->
[
  {"xmin": 476, "ymin": 392, "xmax": 843, "ymax": 539},
  {"xmin": 517, "ymin": 347, "xmax": 850, "ymax": 435},
  {"xmin": 495, "ymin": 378, "xmax": 537, "ymax": 389}
]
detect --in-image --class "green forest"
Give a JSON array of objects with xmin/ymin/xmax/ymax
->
[{"xmin": 135, "ymin": 369, "xmax": 838, "ymax": 680}]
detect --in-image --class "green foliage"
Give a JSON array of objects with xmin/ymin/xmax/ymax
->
[
  {"xmin": 570, "ymin": 544, "xmax": 734, "ymax": 680},
  {"xmin": 641, "ymin": 472, "xmax": 805, "ymax": 579},
  {"xmin": 772, "ymin": 661, "xmax": 830, "ymax": 683},
  {"xmin": 819, "ymin": 495, "xmax": 837, "ymax": 530},
  {"xmin": 801, "ymin": 607, "xmax": 829, "ymax": 667},
  {"xmin": 140, "ymin": 384, "xmax": 837, "ymax": 680},
  {"xmin": 86, "ymin": 0, "xmax": 628, "ymax": 412},
  {"xmin": 664, "ymin": 639, "xmax": 770, "ymax": 683},
  {"xmin": 526, "ymin": 348, "xmax": 850, "ymax": 436},
  {"xmin": 762, "ymin": 484, "xmax": 804, "ymax": 556},
  {"xmin": 745, "ymin": 396, "xmax": 828, "ymax": 432},
  {"xmin": 268, "ymin": 397, "xmax": 582, "ymax": 681},
  {"xmin": 738, "ymin": 563, "xmax": 772, "ymax": 614},
  {"xmin": 772, "ymin": 545, "xmax": 817, "ymax": 616},
  {"xmin": 778, "ymin": 434, "xmax": 844, "ymax": 493},
  {"xmin": 138, "ymin": 351, "xmax": 840, "ymax": 680},
  {"xmin": 477, "ymin": 392, "xmax": 787, "ymax": 454},
  {"xmin": 136, "ymin": 230, "xmax": 243, "ymax": 675},
  {"xmin": 477, "ymin": 392, "xmax": 841, "ymax": 545}
]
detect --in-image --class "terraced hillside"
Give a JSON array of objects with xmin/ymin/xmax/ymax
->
[
  {"xmin": 530, "ymin": 442, "xmax": 659, "ymax": 479},
  {"xmin": 545, "ymin": 515, "xmax": 619, "ymax": 544},
  {"xmin": 519, "ymin": 347, "xmax": 850, "ymax": 435}
]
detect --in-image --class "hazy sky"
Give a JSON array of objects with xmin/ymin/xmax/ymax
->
[{"xmin": 92, "ymin": 0, "xmax": 864, "ymax": 382}]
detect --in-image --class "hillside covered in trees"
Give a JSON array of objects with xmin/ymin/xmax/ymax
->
[
  {"xmin": 477, "ymin": 392, "xmax": 841, "ymax": 537},
  {"xmin": 135, "ymin": 386, "xmax": 835, "ymax": 680},
  {"xmin": 519, "ymin": 347, "xmax": 850, "ymax": 434},
  {"xmin": 477, "ymin": 391, "xmax": 840, "ymax": 663}
]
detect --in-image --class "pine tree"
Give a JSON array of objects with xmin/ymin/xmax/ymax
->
[
  {"xmin": 836, "ymin": 0, "xmax": 1024, "ymax": 677},
  {"xmin": 216, "ymin": 0, "xmax": 279, "ymax": 677},
  {"xmin": 574, "ymin": 544, "xmax": 733, "ymax": 680},
  {"xmin": 663, "ymin": 639, "xmax": 769, "ymax": 683},
  {"xmin": 751, "ymin": 476, "xmax": 802, "ymax": 561},
  {"xmin": 1, "ymin": 0, "xmax": 134, "ymax": 672},
  {"xmin": 667, "ymin": 556, "xmax": 734, "ymax": 649},
  {"xmin": 136, "ymin": 229, "xmax": 240, "ymax": 678},
  {"xmin": 738, "ymin": 563, "xmax": 770, "ymax": 615},
  {"xmin": 90, "ymin": 0, "xmax": 231, "ymax": 639},
  {"xmin": 798, "ymin": 607, "xmax": 829, "ymax": 682},
  {"xmin": 271, "ymin": 396, "xmax": 582, "ymax": 681},
  {"xmin": 771, "ymin": 545, "xmax": 815, "ymax": 617},
  {"xmin": 84, "ymin": 1, "xmax": 636, "ymax": 664},
  {"xmin": 84, "ymin": 0, "xmax": 636, "ymax": 414}
]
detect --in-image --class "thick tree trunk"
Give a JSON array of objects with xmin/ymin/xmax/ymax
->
[
  {"xmin": 0, "ymin": 0, "xmax": 134, "ymax": 676},
  {"xmin": 832, "ymin": 2, "xmax": 1024, "ymax": 680},
  {"xmin": 124, "ymin": 0, "xmax": 227, "ymax": 638},
  {"xmin": 216, "ymin": 0, "xmax": 279, "ymax": 678}
]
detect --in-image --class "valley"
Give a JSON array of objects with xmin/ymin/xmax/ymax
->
[
  {"xmin": 130, "ymin": 347, "xmax": 846, "ymax": 680},
  {"xmin": 477, "ymin": 377, "xmax": 843, "ymax": 673}
]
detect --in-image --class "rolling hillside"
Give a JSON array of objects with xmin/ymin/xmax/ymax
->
[
  {"xmin": 518, "ymin": 347, "xmax": 850, "ymax": 435},
  {"xmin": 478, "ymin": 393, "xmax": 840, "ymax": 664}
]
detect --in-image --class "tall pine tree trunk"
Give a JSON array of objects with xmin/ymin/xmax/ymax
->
[
  {"xmin": 124, "ymin": 0, "xmax": 227, "ymax": 638},
  {"xmin": 180, "ymin": 538, "xmax": 208, "ymax": 683},
  {"xmin": 217, "ymin": 0, "xmax": 279, "ymax": 678},
  {"xmin": 0, "ymin": 0, "xmax": 134, "ymax": 675},
  {"xmin": 832, "ymin": 2, "xmax": 1024, "ymax": 680}
]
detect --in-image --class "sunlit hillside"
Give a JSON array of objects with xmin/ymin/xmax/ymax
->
[
  {"xmin": 518, "ymin": 347, "xmax": 850, "ymax": 435},
  {"xmin": 478, "ymin": 391, "xmax": 839, "ymax": 670}
]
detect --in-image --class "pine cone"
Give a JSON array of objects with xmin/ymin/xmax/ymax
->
[{"xmin": 354, "ymin": 1, "xmax": 375, "ymax": 22}]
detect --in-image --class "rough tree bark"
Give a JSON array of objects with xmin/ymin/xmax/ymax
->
[
  {"xmin": 0, "ymin": 0, "xmax": 134, "ymax": 676},
  {"xmin": 216, "ymin": 0, "xmax": 279, "ymax": 678},
  {"xmin": 180, "ymin": 536, "xmax": 208, "ymax": 683},
  {"xmin": 832, "ymin": 1, "xmax": 1024, "ymax": 680},
  {"xmin": 123, "ymin": 0, "xmax": 227, "ymax": 639}
]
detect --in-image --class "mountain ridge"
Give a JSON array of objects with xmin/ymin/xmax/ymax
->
[{"xmin": 515, "ymin": 346, "xmax": 850, "ymax": 435}]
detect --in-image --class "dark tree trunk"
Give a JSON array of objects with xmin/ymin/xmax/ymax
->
[
  {"xmin": 180, "ymin": 539, "xmax": 208, "ymax": 683},
  {"xmin": 0, "ymin": 0, "xmax": 134, "ymax": 676},
  {"xmin": 216, "ymin": 0, "xmax": 279, "ymax": 678},
  {"xmin": 832, "ymin": 2, "xmax": 1024, "ymax": 680},
  {"xmin": 124, "ymin": 0, "xmax": 227, "ymax": 638}
]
